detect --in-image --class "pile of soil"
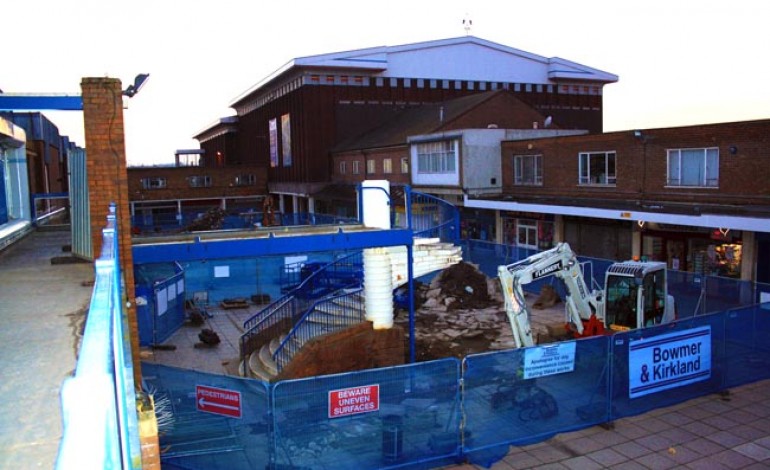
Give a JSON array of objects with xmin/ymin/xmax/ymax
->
[{"xmin": 431, "ymin": 262, "xmax": 495, "ymax": 310}]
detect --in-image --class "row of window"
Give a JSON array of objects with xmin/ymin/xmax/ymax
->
[
  {"xmin": 140, "ymin": 174, "xmax": 257, "ymax": 190},
  {"xmin": 514, "ymin": 147, "xmax": 719, "ymax": 188},
  {"xmin": 339, "ymin": 157, "xmax": 410, "ymax": 175}
]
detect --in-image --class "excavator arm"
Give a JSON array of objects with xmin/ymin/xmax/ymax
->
[{"xmin": 498, "ymin": 243, "xmax": 604, "ymax": 348}]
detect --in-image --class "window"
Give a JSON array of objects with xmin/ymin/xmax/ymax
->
[
  {"xmin": 579, "ymin": 151, "xmax": 616, "ymax": 185},
  {"xmin": 234, "ymin": 174, "xmax": 256, "ymax": 186},
  {"xmin": 352, "ymin": 161, "xmax": 360, "ymax": 175},
  {"xmin": 367, "ymin": 159, "xmax": 376, "ymax": 174},
  {"xmin": 416, "ymin": 140, "xmax": 457, "ymax": 174},
  {"xmin": 513, "ymin": 155, "xmax": 542, "ymax": 185},
  {"xmin": 401, "ymin": 157, "xmax": 409, "ymax": 174},
  {"xmin": 187, "ymin": 175, "xmax": 211, "ymax": 188},
  {"xmin": 667, "ymin": 148, "xmax": 718, "ymax": 187},
  {"xmin": 141, "ymin": 177, "xmax": 167, "ymax": 190},
  {"xmin": 339, "ymin": 161, "xmax": 347, "ymax": 174},
  {"xmin": 383, "ymin": 158, "xmax": 392, "ymax": 174},
  {"xmin": 517, "ymin": 219, "xmax": 538, "ymax": 249}
]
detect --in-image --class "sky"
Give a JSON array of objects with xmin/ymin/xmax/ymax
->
[{"xmin": 3, "ymin": 0, "xmax": 769, "ymax": 166}]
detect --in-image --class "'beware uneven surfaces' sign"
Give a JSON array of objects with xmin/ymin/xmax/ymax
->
[
  {"xmin": 328, "ymin": 384, "xmax": 380, "ymax": 418},
  {"xmin": 629, "ymin": 326, "xmax": 711, "ymax": 399}
]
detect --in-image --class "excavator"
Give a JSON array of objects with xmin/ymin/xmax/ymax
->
[{"xmin": 498, "ymin": 242, "xmax": 676, "ymax": 348}]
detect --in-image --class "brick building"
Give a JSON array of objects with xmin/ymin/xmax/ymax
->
[
  {"xmin": 330, "ymin": 90, "xmax": 584, "ymax": 218},
  {"xmin": 194, "ymin": 36, "xmax": 617, "ymax": 216},
  {"xmin": 128, "ymin": 163, "xmax": 267, "ymax": 233},
  {"xmin": 465, "ymin": 119, "xmax": 770, "ymax": 282}
]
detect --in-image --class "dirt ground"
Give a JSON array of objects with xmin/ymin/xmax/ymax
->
[{"xmin": 395, "ymin": 262, "xmax": 569, "ymax": 362}]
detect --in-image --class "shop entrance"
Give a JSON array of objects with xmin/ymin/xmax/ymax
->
[{"xmin": 641, "ymin": 228, "xmax": 742, "ymax": 278}]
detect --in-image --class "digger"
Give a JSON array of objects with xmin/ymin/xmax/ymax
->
[{"xmin": 498, "ymin": 242, "xmax": 676, "ymax": 348}]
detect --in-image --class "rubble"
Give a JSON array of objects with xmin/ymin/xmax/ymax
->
[{"xmin": 395, "ymin": 261, "xmax": 568, "ymax": 361}]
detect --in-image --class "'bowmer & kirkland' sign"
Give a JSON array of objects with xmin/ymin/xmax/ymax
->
[{"xmin": 629, "ymin": 326, "xmax": 711, "ymax": 399}]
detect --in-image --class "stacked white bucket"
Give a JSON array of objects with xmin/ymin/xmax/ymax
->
[{"xmin": 361, "ymin": 181, "xmax": 462, "ymax": 329}]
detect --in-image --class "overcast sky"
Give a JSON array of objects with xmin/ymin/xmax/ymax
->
[{"xmin": 3, "ymin": 0, "xmax": 769, "ymax": 165}]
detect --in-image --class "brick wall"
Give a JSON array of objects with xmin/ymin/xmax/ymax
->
[
  {"xmin": 501, "ymin": 119, "xmax": 770, "ymax": 207},
  {"xmin": 81, "ymin": 77, "xmax": 141, "ymax": 381},
  {"xmin": 127, "ymin": 165, "xmax": 268, "ymax": 201},
  {"xmin": 332, "ymin": 148, "xmax": 410, "ymax": 186}
]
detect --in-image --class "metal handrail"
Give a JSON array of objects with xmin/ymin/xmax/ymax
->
[
  {"xmin": 273, "ymin": 288, "xmax": 366, "ymax": 371},
  {"xmin": 239, "ymin": 252, "xmax": 364, "ymax": 367}
]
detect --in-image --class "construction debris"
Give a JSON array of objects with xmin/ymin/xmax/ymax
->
[
  {"xmin": 197, "ymin": 328, "xmax": 221, "ymax": 347},
  {"xmin": 185, "ymin": 207, "xmax": 226, "ymax": 232}
]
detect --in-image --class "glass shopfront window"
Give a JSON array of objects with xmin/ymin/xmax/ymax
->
[{"xmin": 641, "ymin": 227, "xmax": 742, "ymax": 278}]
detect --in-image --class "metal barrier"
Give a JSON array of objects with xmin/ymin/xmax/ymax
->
[
  {"xmin": 142, "ymin": 301, "xmax": 770, "ymax": 470},
  {"xmin": 408, "ymin": 190, "xmax": 460, "ymax": 243},
  {"xmin": 132, "ymin": 210, "xmax": 358, "ymax": 234},
  {"xmin": 56, "ymin": 204, "xmax": 141, "ymax": 469}
]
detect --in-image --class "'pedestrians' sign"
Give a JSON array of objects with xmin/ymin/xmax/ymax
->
[
  {"xmin": 196, "ymin": 384, "xmax": 242, "ymax": 418},
  {"xmin": 629, "ymin": 326, "xmax": 711, "ymax": 399},
  {"xmin": 328, "ymin": 384, "xmax": 380, "ymax": 418}
]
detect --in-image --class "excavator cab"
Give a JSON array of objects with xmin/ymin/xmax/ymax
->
[{"xmin": 604, "ymin": 261, "xmax": 670, "ymax": 332}]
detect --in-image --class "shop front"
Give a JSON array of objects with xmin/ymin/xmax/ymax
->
[
  {"xmin": 640, "ymin": 224, "xmax": 742, "ymax": 278},
  {"xmin": 501, "ymin": 212, "xmax": 555, "ymax": 250}
]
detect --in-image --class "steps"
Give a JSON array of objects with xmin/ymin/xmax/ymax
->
[{"xmin": 240, "ymin": 237, "xmax": 462, "ymax": 379}]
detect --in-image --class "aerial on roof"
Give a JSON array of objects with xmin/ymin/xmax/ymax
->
[{"xmin": 230, "ymin": 36, "xmax": 618, "ymax": 107}]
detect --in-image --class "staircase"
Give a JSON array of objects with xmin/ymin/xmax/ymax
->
[{"xmin": 240, "ymin": 238, "xmax": 461, "ymax": 380}]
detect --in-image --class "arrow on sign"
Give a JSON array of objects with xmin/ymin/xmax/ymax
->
[{"xmin": 198, "ymin": 397, "xmax": 240, "ymax": 412}]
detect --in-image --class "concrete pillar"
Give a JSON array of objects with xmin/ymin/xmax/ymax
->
[
  {"xmin": 81, "ymin": 77, "xmax": 141, "ymax": 382},
  {"xmin": 632, "ymin": 228, "xmax": 642, "ymax": 260},
  {"xmin": 553, "ymin": 215, "xmax": 565, "ymax": 243},
  {"xmin": 495, "ymin": 210, "xmax": 503, "ymax": 244},
  {"xmin": 308, "ymin": 197, "xmax": 316, "ymax": 214},
  {"xmin": 741, "ymin": 231, "xmax": 756, "ymax": 281}
]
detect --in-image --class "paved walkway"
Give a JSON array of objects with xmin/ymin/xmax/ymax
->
[
  {"xmin": 450, "ymin": 378, "xmax": 770, "ymax": 469},
  {"xmin": 0, "ymin": 230, "xmax": 93, "ymax": 469}
]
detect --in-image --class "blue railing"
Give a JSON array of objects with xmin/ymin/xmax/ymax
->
[
  {"xmin": 56, "ymin": 204, "xmax": 141, "ymax": 469},
  {"xmin": 240, "ymin": 252, "xmax": 364, "ymax": 368},
  {"xmin": 132, "ymin": 210, "xmax": 358, "ymax": 234},
  {"xmin": 274, "ymin": 288, "xmax": 366, "ymax": 370},
  {"xmin": 409, "ymin": 190, "xmax": 460, "ymax": 243}
]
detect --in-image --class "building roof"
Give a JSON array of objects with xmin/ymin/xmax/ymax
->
[
  {"xmin": 331, "ymin": 90, "xmax": 548, "ymax": 152},
  {"xmin": 231, "ymin": 36, "xmax": 618, "ymax": 108}
]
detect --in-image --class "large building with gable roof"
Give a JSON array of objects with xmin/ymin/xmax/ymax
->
[{"xmin": 194, "ymin": 35, "xmax": 617, "ymax": 215}]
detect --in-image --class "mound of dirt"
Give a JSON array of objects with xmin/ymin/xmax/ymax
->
[{"xmin": 431, "ymin": 262, "xmax": 495, "ymax": 310}]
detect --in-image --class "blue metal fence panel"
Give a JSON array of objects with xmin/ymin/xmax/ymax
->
[
  {"xmin": 722, "ymin": 305, "xmax": 770, "ymax": 388},
  {"xmin": 608, "ymin": 314, "xmax": 726, "ymax": 421},
  {"xmin": 462, "ymin": 336, "xmax": 611, "ymax": 465},
  {"xmin": 153, "ymin": 271, "xmax": 186, "ymax": 345},
  {"xmin": 272, "ymin": 359, "xmax": 462, "ymax": 469},
  {"xmin": 141, "ymin": 363, "xmax": 271, "ymax": 469}
]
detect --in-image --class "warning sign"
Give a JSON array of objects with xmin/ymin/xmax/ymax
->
[
  {"xmin": 196, "ymin": 384, "xmax": 242, "ymax": 419},
  {"xmin": 328, "ymin": 384, "xmax": 380, "ymax": 418}
]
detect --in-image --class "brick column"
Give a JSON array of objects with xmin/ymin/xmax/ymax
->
[{"xmin": 81, "ymin": 77, "xmax": 141, "ymax": 382}]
